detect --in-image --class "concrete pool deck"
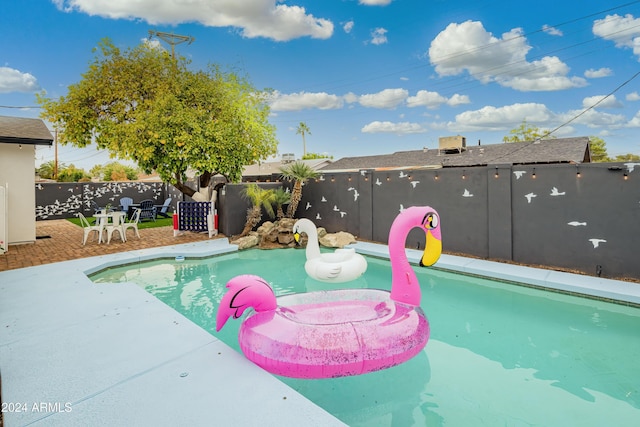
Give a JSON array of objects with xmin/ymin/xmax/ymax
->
[{"xmin": 1, "ymin": 239, "xmax": 639, "ymax": 426}]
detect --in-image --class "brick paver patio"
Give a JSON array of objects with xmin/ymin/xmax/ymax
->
[{"xmin": 0, "ymin": 219, "xmax": 224, "ymax": 272}]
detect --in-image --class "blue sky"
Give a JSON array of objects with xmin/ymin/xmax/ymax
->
[{"xmin": 3, "ymin": 0, "xmax": 640, "ymax": 170}]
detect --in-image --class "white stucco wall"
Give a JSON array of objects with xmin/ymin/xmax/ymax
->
[{"xmin": 0, "ymin": 143, "xmax": 37, "ymax": 244}]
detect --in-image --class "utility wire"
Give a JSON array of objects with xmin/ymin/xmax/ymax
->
[
  {"xmin": 539, "ymin": 69, "xmax": 640, "ymax": 139},
  {"xmin": 486, "ymin": 68, "xmax": 640, "ymax": 165}
]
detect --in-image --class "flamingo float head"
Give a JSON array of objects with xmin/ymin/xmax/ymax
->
[
  {"xmin": 420, "ymin": 210, "xmax": 442, "ymax": 267},
  {"xmin": 389, "ymin": 206, "xmax": 442, "ymax": 306},
  {"xmin": 216, "ymin": 275, "xmax": 277, "ymax": 331}
]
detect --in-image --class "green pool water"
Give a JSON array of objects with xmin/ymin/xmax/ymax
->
[{"xmin": 90, "ymin": 248, "xmax": 640, "ymax": 426}]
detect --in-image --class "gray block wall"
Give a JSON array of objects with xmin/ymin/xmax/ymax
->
[{"xmin": 219, "ymin": 162, "xmax": 640, "ymax": 280}]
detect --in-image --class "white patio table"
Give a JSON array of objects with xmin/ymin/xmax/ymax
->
[{"xmin": 94, "ymin": 211, "xmax": 126, "ymax": 243}]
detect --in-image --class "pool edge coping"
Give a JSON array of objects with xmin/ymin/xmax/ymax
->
[{"xmin": 349, "ymin": 241, "xmax": 640, "ymax": 306}]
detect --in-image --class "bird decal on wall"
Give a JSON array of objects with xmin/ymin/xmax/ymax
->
[
  {"xmin": 525, "ymin": 193, "xmax": 537, "ymax": 203},
  {"xmin": 513, "ymin": 171, "xmax": 526, "ymax": 179},
  {"xmin": 624, "ymin": 162, "xmax": 640, "ymax": 173},
  {"xmin": 347, "ymin": 187, "xmax": 360, "ymax": 201},
  {"xmin": 550, "ymin": 187, "xmax": 566, "ymax": 196},
  {"xmin": 568, "ymin": 221, "xmax": 587, "ymax": 227},
  {"xmin": 588, "ymin": 239, "xmax": 607, "ymax": 248},
  {"xmin": 462, "ymin": 189, "xmax": 473, "ymax": 197}
]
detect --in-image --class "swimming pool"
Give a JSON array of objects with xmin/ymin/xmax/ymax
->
[{"xmin": 91, "ymin": 248, "xmax": 640, "ymax": 426}]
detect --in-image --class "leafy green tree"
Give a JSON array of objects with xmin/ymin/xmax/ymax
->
[
  {"xmin": 239, "ymin": 184, "xmax": 275, "ymax": 237},
  {"xmin": 302, "ymin": 152, "xmax": 333, "ymax": 160},
  {"xmin": 279, "ymin": 161, "xmax": 319, "ymax": 218},
  {"xmin": 273, "ymin": 187, "xmax": 291, "ymax": 220},
  {"xmin": 588, "ymin": 136, "xmax": 611, "ymax": 162},
  {"xmin": 613, "ymin": 153, "xmax": 640, "ymax": 161},
  {"xmin": 57, "ymin": 164, "xmax": 88, "ymax": 182},
  {"xmin": 503, "ymin": 119, "xmax": 555, "ymax": 143},
  {"xmin": 37, "ymin": 38, "xmax": 278, "ymax": 198},
  {"xmin": 296, "ymin": 122, "xmax": 311, "ymax": 157},
  {"xmin": 102, "ymin": 162, "xmax": 139, "ymax": 181}
]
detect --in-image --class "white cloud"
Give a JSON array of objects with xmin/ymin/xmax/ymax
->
[
  {"xmin": 626, "ymin": 91, "xmax": 640, "ymax": 101},
  {"xmin": 370, "ymin": 28, "xmax": 388, "ymax": 45},
  {"xmin": 358, "ymin": 88, "xmax": 407, "ymax": 108},
  {"xmin": 359, "ymin": 0, "xmax": 393, "ymax": 5},
  {"xmin": 582, "ymin": 95, "xmax": 623, "ymax": 109},
  {"xmin": 54, "ymin": 0, "xmax": 333, "ymax": 41},
  {"xmin": 447, "ymin": 94, "xmax": 471, "ymax": 107},
  {"xmin": 542, "ymin": 24, "xmax": 562, "ymax": 36},
  {"xmin": 343, "ymin": 20, "xmax": 354, "ymax": 34},
  {"xmin": 584, "ymin": 68, "xmax": 612, "ymax": 78},
  {"xmin": 343, "ymin": 92, "xmax": 359, "ymax": 104},
  {"xmin": 626, "ymin": 110, "xmax": 640, "ymax": 127},
  {"xmin": 559, "ymin": 108, "xmax": 627, "ymax": 129},
  {"xmin": 406, "ymin": 90, "xmax": 447, "ymax": 109},
  {"xmin": 406, "ymin": 90, "xmax": 470, "ymax": 109},
  {"xmin": 361, "ymin": 121, "xmax": 425, "ymax": 134},
  {"xmin": 593, "ymin": 14, "xmax": 640, "ymax": 58},
  {"xmin": 269, "ymin": 91, "xmax": 343, "ymax": 111},
  {"xmin": 447, "ymin": 103, "xmax": 555, "ymax": 131},
  {"xmin": 270, "ymin": 88, "xmax": 466, "ymax": 112},
  {"xmin": 0, "ymin": 67, "xmax": 40, "ymax": 93},
  {"xmin": 428, "ymin": 20, "xmax": 586, "ymax": 91}
]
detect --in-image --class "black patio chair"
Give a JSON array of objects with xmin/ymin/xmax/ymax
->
[{"xmin": 138, "ymin": 199, "xmax": 157, "ymax": 222}]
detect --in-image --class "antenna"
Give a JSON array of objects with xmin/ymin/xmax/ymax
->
[{"xmin": 148, "ymin": 30, "xmax": 195, "ymax": 58}]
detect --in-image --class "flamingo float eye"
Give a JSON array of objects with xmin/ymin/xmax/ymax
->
[{"xmin": 424, "ymin": 212, "xmax": 439, "ymax": 230}]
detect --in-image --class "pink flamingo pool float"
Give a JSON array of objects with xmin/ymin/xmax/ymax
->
[{"xmin": 216, "ymin": 206, "xmax": 442, "ymax": 378}]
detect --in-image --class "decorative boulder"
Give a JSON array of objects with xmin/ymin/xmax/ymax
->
[
  {"xmin": 232, "ymin": 233, "xmax": 259, "ymax": 249},
  {"xmin": 319, "ymin": 231, "xmax": 357, "ymax": 248},
  {"xmin": 257, "ymin": 221, "xmax": 276, "ymax": 235}
]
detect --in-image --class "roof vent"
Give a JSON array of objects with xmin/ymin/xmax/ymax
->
[
  {"xmin": 281, "ymin": 153, "xmax": 296, "ymax": 163},
  {"xmin": 438, "ymin": 136, "xmax": 466, "ymax": 154}
]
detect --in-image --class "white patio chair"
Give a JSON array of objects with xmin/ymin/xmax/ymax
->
[
  {"xmin": 122, "ymin": 208, "xmax": 141, "ymax": 242},
  {"xmin": 105, "ymin": 212, "xmax": 126, "ymax": 244},
  {"xmin": 78, "ymin": 212, "xmax": 102, "ymax": 245}
]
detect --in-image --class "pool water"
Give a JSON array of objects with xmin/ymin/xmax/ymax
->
[{"xmin": 91, "ymin": 248, "xmax": 640, "ymax": 426}]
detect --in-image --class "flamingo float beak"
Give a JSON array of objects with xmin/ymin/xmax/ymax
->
[{"xmin": 420, "ymin": 229, "xmax": 442, "ymax": 267}]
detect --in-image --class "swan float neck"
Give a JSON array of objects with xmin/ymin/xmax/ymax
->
[
  {"xmin": 294, "ymin": 219, "xmax": 322, "ymax": 259},
  {"xmin": 389, "ymin": 206, "xmax": 442, "ymax": 306},
  {"xmin": 293, "ymin": 218, "xmax": 368, "ymax": 283}
]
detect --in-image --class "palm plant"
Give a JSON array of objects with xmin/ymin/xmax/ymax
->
[
  {"xmin": 273, "ymin": 187, "xmax": 291, "ymax": 220},
  {"xmin": 279, "ymin": 161, "xmax": 319, "ymax": 218},
  {"xmin": 37, "ymin": 160, "xmax": 65, "ymax": 180},
  {"xmin": 296, "ymin": 122, "xmax": 311, "ymax": 157},
  {"xmin": 239, "ymin": 183, "xmax": 276, "ymax": 237}
]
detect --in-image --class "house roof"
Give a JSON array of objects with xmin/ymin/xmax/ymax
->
[
  {"xmin": 321, "ymin": 137, "xmax": 591, "ymax": 172},
  {"xmin": 243, "ymin": 158, "xmax": 333, "ymax": 177},
  {"xmin": 0, "ymin": 115, "xmax": 53, "ymax": 146}
]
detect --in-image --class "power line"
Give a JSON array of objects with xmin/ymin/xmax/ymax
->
[
  {"xmin": 0, "ymin": 105, "xmax": 41, "ymax": 109},
  {"xmin": 540, "ymin": 69, "xmax": 640, "ymax": 139}
]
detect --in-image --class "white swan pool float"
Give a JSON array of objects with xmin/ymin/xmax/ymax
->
[{"xmin": 293, "ymin": 218, "xmax": 367, "ymax": 283}]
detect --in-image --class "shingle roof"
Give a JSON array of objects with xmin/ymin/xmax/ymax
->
[
  {"xmin": 243, "ymin": 158, "xmax": 333, "ymax": 177},
  {"xmin": 321, "ymin": 137, "xmax": 591, "ymax": 171},
  {"xmin": 0, "ymin": 115, "xmax": 53, "ymax": 146}
]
